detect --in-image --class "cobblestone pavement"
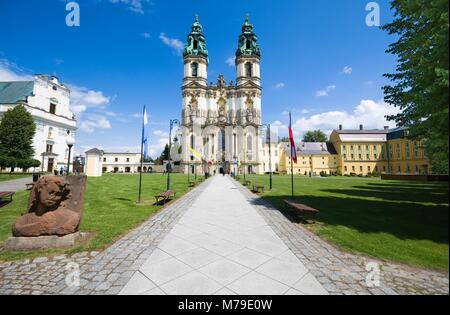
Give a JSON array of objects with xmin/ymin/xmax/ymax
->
[
  {"xmin": 234, "ymin": 180, "xmax": 449, "ymax": 295},
  {"xmin": 0, "ymin": 177, "xmax": 32, "ymax": 192},
  {"xmin": 0, "ymin": 175, "xmax": 448, "ymax": 295}
]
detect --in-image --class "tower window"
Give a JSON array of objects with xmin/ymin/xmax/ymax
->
[
  {"xmin": 246, "ymin": 39, "xmax": 251, "ymax": 49},
  {"xmin": 245, "ymin": 62, "xmax": 252, "ymax": 77},
  {"xmin": 193, "ymin": 40, "xmax": 198, "ymax": 50},
  {"xmin": 191, "ymin": 62, "xmax": 198, "ymax": 77}
]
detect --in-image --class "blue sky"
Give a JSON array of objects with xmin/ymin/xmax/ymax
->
[{"xmin": 0, "ymin": 0, "xmax": 400, "ymax": 157}]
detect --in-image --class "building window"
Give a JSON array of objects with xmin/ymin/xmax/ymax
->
[
  {"xmin": 368, "ymin": 166, "xmax": 371, "ymax": 172},
  {"xmin": 246, "ymin": 39, "xmax": 251, "ymax": 49},
  {"xmin": 343, "ymin": 154, "xmax": 347, "ymax": 160},
  {"xmin": 126, "ymin": 158, "xmax": 130, "ymax": 162},
  {"xmin": 366, "ymin": 154, "xmax": 370, "ymax": 160},
  {"xmin": 360, "ymin": 166, "xmax": 363, "ymax": 172},
  {"xmin": 191, "ymin": 62, "xmax": 198, "ymax": 77},
  {"xmin": 103, "ymin": 158, "xmax": 106, "ymax": 162},
  {"xmin": 344, "ymin": 166, "xmax": 348, "ymax": 172},
  {"xmin": 351, "ymin": 154, "xmax": 354, "ymax": 160},
  {"xmin": 48, "ymin": 127, "xmax": 54, "ymax": 139},
  {"xmin": 50, "ymin": 103, "xmax": 56, "ymax": 114},
  {"xmin": 245, "ymin": 62, "xmax": 252, "ymax": 77},
  {"xmin": 46, "ymin": 144, "xmax": 53, "ymax": 153},
  {"xmin": 352, "ymin": 166, "xmax": 355, "ymax": 172},
  {"xmin": 193, "ymin": 39, "xmax": 198, "ymax": 49},
  {"xmin": 358, "ymin": 154, "xmax": 362, "ymax": 160},
  {"xmin": 115, "ymin": 158, "xmax": 118, "ymax": 162}
]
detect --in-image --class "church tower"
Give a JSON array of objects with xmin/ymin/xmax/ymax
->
[
  {"xmin": 179, "ymin": 16, "xmax": 264, "ymax": 176},
  {"xmin": 235, "ymin": 15, "xmax": 261, "ymax": 88}
]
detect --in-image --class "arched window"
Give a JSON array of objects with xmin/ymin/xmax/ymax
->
[
  {"xmin": 245, "ymin": 62, "xmax": 252, "ymax": 77},
  {"xmin": 193, "ymin": 40, "xmax": 198, "ymax": 50},
  {"xmin": 191, "ymin": 62, "xmax": 198, "ymax": 77},
  {"xmin": 246, "ymin": 39, "xmax": 251, "ymax": 49}
]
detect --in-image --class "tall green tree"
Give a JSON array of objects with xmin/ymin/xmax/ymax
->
[
  {"xmin": 154, "ymin": 144, "xmax": 170, "ymax": 165},
  {"xmin": 302, "ymin": 130, "xmax": 328, "ymax": 142},
  {"xmin": 0, "ymin": 105, "xmax": 40, "ymax": 172},
  {"xmin": 382, "ymin": 0, "xmax": 449, "ymax": 174}
]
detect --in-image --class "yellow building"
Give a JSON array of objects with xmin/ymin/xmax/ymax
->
[
  {"xmin": 279, "ymin": 142, "xmax": 339, "ymax": 175},
  {"xmin": 330, "ymin": 125, "xmax": 429, "ymax": 175},
  {"xmin": 278, "ymin": 126, "xmax": 430, "ymax": 176}
]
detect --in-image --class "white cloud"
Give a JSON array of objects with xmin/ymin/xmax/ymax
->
[
  {"xmin": 274, "ymin": 82, "xmax": 285, "ymax": 89},
  {"xmin": 141, "ymin": 32, "xmax": 151, "ymax": 39},
  {"xmin": 159, "ymin": 33, "xmax": 184, "ymax": 55},
  {"xmin": 79, "ymin": 115, "xmax": 112, "ymax": 133},
  {"xmin": 342, "ymin": 66, "xmax": 353, "ymax": 74},
  {"xmin": 226, "ymin": 56, "xmax": 236, "ymax": 67},
  {"xmin": 289, "ymin": 99, "xmax": 400, "ymax": 137},
  {"xmin": 69, "ymin": 85, "xmax": 111, "ymax": 116},
  {"xmin": 316, "ymin": 85, "xmax": 336, "ymax": 97},
  {"xmin": 0, "ymin": 59, "xmax": 33, "ymax": 81},
  {"xmin": 109, "ymin": 0, "xmax": 152, "ymax": 14}
]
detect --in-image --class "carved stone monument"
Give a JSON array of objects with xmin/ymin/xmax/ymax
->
[{"xmin": 4, "ymin": 176, "xmax": 87, "ymax": 250}]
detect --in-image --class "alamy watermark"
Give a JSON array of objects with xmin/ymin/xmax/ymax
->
[
  {"xmin": 365, "ymin": 261, "xmax": 381, "ymax": 287},
  {"xmin": 66, "ymin": 2, "xmax": 80, "ymax": 27},
  {"xmin": 65, "ymin": 262, "xmax": 80, "ymax": 288},
  {"xmin": 366, "ymin": 2, "xmax": 381, "ymax": 27}
]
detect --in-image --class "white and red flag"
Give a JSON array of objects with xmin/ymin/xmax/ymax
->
[{"xmin": 288, "ymin": 116, "xmax": 297, "ymax": 163}]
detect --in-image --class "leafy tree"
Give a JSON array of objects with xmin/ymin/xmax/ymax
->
[
  {"xmin": 382, "ymin": 0, "xmax": 449, "ymax": 174},
  {"xmin": 302, "ymin": 130, "xmax": 328, "ymax": 142},
  {"xmin": 154, "ymin": 144, "xmax": 170, "ymax": 165},
  {"xmin": 0, "ymin": 105, "xmax": 40, "ymax": 172}
]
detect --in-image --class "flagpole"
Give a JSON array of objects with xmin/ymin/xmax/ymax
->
[
  {"xmin": 138, "ymin": 105, "xmax": 145, "ymax": 204},
  {"xmin": 290, "ymin": 112, "xmax": 294, "ymax": 200}
]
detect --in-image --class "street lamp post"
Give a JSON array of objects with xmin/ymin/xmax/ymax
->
[
  {"xmin": 167, "ymin": 119, "xmax": 180, "ymax": 191},
  {"xmin": 262, "ymin": 124, "xmax": 273, "ymax": 190},
  {"xmin": 66, "ymin": 137, "xmax": 75, "ymax": 176}
]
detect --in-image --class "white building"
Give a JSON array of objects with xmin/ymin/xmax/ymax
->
[
  {"xmin": 0, "ymin": 75, "xmax": 77, "ymax": 173},
  {"xmin": 84, "ymin": 148, "xmax": 155, "ymax": 176},
  {"xmin": 179, "ymin": 16, "xmax": 265, "ymax": 175}
]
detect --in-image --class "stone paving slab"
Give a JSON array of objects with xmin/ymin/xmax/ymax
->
[{"xmin": 119, "ymin": 175, "xmax": 327, "ymax": 295}]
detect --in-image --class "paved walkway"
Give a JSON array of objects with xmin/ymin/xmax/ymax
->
[
  {"xmin": 119, "ymin": 175, "xmax": 326, "ymax": 295},
  {"xmin": 0, "ymin": 175, "xmax": 448, "ymax": 295},
  {"xmin": 0, "ymin": 177, "xmax": 32, "ymax": 192}
]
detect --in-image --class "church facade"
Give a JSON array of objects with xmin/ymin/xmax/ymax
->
[{"xmin": 179, "ymin": 16, "xmax": 264, "ymax": 175}]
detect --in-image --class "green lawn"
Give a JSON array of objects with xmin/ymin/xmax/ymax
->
[
  {"xmin": 0, "ymin": 174, "xmax": 31, "ymax": 182},
  {"xmin": 241, "ymin": 175, "xmax": 449, "ymax": 271},
  {"xmin": 0, "ymin": 173, "xmax": 192, "ymax": 261}
]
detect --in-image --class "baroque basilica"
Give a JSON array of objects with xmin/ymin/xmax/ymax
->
[{"xmin": 179, "ymin": 16, "xmax": 265, "ymax": 175}]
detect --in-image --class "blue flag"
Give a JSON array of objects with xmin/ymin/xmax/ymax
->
[{"xmin": 143, "ymin": 107, "xmax": 149, "ymax": 158}]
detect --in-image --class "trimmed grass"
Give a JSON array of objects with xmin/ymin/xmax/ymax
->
[
  {"xmin": 0, "ymin": 174, "xmax": 30, "ymax": 182},
  {"xmin": 0, "ymin": 173, "xmax": 192, "ymax": 261},
  {"xmin": 241, "ymin": 175, "xmax": 449, "ymax": 271}
]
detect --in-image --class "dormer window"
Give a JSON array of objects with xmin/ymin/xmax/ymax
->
[
  {"xmin": 49, "ymin": 103, "xmax": 56, "ymax": 114},
  {"xmin": 245, "ymin": 62, "xmax": 252, "ymax": 77},
  {"xmin": 191, "ymin": 62, "xmax": 198, "ymax": 77}
]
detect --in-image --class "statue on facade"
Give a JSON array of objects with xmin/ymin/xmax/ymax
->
[{"xmin": 12, "ymin": 176, "xmax": 86, "ymax": 237}]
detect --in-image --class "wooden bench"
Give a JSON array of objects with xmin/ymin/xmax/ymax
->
[
  {"xmin": 252, "ymin": 185, "xmax": 265, "ymax": 193},
  {"xmin": 284, "ymin": 200, "xmax": 319, "ymax": 223},
  {"xmin": 25, "ymin": 183, "xmax": 34, "ymax": 190},
  {"xmin": 154, "ymin": 190, "xmax": 177, "ymax": 204},
  {"xmin": 0, "ymin": 191, "xmax": 15, "ymax": 203}
]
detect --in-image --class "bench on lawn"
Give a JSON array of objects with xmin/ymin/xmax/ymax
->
[
  {"xmin": 243, "ymin": 180, "xmax": 251, "ymax": 186},
  {"xmin": 283, "ymin": 199, "xmax": 319, "ymax": 223},
  {"xmin": 252, "ymin": 185, "xmax": 265, "ymax": 193},
  {"xmin": 154, "ymin": 190, "xmax": 177, "ymax": 204},
  {"xmin": 0, "ymin": 191, "xmax": 15, "ymax": 204},
  {"xmin": 188, "ymin": 181, "xmax": 196, "ymax": 187},
  {"xmin": 25, "ymin": 183, "xmax": 34, "ymax": 190}
]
